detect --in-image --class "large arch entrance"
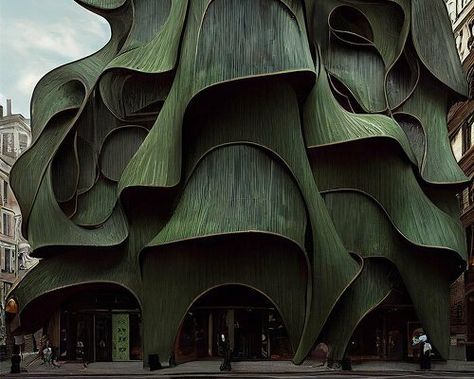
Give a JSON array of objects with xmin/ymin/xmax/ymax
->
[
  {"xmin": 346, "ymin": 289, "xmax": 429, "ymax": 362},
  {"xmin": 174, "ymin": 285, "xmax": 292, "ymax": 363},
  {"xmin": 54, "ymin": 283, "xmax": 142, "ymax": 362}
]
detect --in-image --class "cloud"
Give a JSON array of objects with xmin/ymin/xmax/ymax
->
[
  {"xmin": 3, "ymin": 18, "xmax": 108, "ymax": 60},
  {"xmin": 0, "ymin": 2, "xmax": 110, "ymax": 117},
  {"xmin": 16, "ymin": 66, "xmax": 49, "ymax": 97}
]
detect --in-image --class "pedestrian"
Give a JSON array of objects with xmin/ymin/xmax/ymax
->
[
  {"xmin": 421, "ymin": 338, "xmax": 432, "ymax": 370},
  {"xmin": 218, "ymin": 333, "xmax": 231, "ymax": 371},
  {"xmin": 43, "ymin": 343, "xmax": 53, "ymax": 367},
  {"xmin": 50, "ymin": 345, "xmax": 61, "ymax": 368},
  {"xmin": 412, "ymin": 331, "xmax": 432, "ymax": 370},
  {"xmin": 39, "ymin": 335, "xmax": 48, "ymax": 364},
  {"xmin": 76, "ymin": 340, "xmax": 88, "ymax": 368}
]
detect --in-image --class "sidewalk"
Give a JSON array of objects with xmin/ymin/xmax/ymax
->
[
  {"xmin": 0, "ymin": 352, "xmax": 37, "ymax": 375},
  {"xmin": 0, "ymin": 358, "xmax": 473, "ymax": 377},
  {"xmin": 353, "ymin": 359, "xmax": 474, "ymax": 372}
]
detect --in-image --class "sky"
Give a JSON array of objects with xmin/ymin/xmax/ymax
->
[{"xmin": 0, "ymin": 0, "xmax": 110, "ymax": 119}]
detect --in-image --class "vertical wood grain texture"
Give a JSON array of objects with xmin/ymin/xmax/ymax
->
[{"xmin": 8, "ymin": 0, "xmax": 468, "ymax": 366}]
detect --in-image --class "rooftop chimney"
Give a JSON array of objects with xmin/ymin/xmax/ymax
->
[
  {"xmin": 6, "ymin": 99, "xmax": 12, "ymax": 116},
  {"xmin": 0, "ymin": 105, "xmax": 3, "ymax": 119}
]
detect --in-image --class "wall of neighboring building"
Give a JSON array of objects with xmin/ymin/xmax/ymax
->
[
  {"xmin": 0, "ymin": 100, "xmax": 35, "ymax": 360},
  {"xmin": 446, "ymin": 0, "xmax": 474, "ymax": 362},
  {"xmin": 447, "ymin": 0, "xmax": 474, "ymax": 62}
]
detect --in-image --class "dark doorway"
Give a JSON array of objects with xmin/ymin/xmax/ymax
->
[
  {"xmin": 59, "ymin": 285, "xmax": 142, "ymax": 362},
  {"xmin": 233, "ymin": 309, "xmax": 262, "ymax": 359},
  {"xmin": 347, "ymin": 289, "xmax": 436, "ymax": 362},
  {"xmin": 76, "ymin": 313, "xmax": 93, "ymax": 363},
  {"xmin": 95, "ymin": 314, "xmax": 112, "ymax": 361},
  {"xmin": 175, "ymin": 285, "xmax": 292, "ymax": 363}
]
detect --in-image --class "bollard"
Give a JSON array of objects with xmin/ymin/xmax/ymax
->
[
  {"xmin": 148, "ymin": 354, "xmax": 162, "ymax": 371},
  {"xmin": 10, "ymin": 345, "xmax": 21, "ymax": 374},
  {"xmin": 341, "ymin": 357, "xmax": 352, "ymax": 371}
]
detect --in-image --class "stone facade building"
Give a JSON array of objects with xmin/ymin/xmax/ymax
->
[
  {"xmin": 446, "ymin": 0, "xmax": 474, "ymax": 362},
  {"xmin": 0, "ymin": 100, "xmax": 35, "ymax": 359}
]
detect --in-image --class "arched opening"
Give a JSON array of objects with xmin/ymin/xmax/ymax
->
[
  {"xmin": 346, "ymin": 288, "xmax": 431, "ymax": 362},
  {"xmin": 41, "ymin": 283, "xmax": 142, "ymax": 363},
  {"xmin": 174, "ymin": 285, "xmax": 292, "ymax": 363}
]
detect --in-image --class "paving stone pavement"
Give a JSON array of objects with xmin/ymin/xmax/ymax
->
[{"xmin": 0, "ymin": 358, "xmax": 473, "ymax": 378}]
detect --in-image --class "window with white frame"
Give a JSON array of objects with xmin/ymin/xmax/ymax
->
[
  {"xmin": 1, "ymin": 211, "xmax": 14, "ymax": 237},
  {"xmin": 1, "ymin": 132, "xmax": 15, "ymax": 158},
  {"xmin": 18, "ymin": 133, "xmax": 28, "ymax": 153},
  {"xmin": 1, "ymin": 179, "xmax": 8, "ymax": 205},
  {"xmin": 452, "ymin": 127, "xmax": 463, "ymax": 161},
  {"xmin": 0, "ymin": 246, "xmax": 14, "ymax": 273}
]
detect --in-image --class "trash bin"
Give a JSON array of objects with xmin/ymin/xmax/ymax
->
[
  {"xmin": 11, "ymin": 345, "xmax": 21, "ymax": 374},
  {"xmin": 341, "ymin": 357, "xmax": 352, "ymax": 371},
  {"xmin": 148, "ymin": 354, "xmax": 161, "ymax": 371}
]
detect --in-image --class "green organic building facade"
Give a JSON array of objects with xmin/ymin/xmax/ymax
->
[{"xmin": 6, "ymin": 0, "xmax": 469, "ymax": 366}]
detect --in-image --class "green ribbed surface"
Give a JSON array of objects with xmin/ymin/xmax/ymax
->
[
  {"xmin": 143, "ymin": 235, "xmax": 307, "ymax": 362},
  {"xmin": 10, "ymin": 2, "xmax": 133, "ymax": 234},
  {"xmin": 323, "ymin": 191, "xmax": 463, "ymax": 359},
  {"xmin": 149, "ymin": 145, "xmax": 308, "ymax": 247},
  {"xmin": 8, "ymin": 0, "xmax": 467, "ymax": 367},
  {"xmin": 396, "ymin": 72, "xmax": 468, "ymax": 184},
  {"xmin": 12, "ymin": 247, "xmax": 141, "ymax": 332},
  {"xmin": 320, "ymin": 259, "xmax": 396, "ymax": 360},
  {"xmin": 303, "ymin": 66, "xmax": 415, "ymax": 163},
  {"xmin": 75, "ymin": 0, "xmax": 127, "ymax": 10},
  {"xmin": 310, "ymin": 141, "xmax": 466, "ymax": 259},
  {"xmin": 71, "ymin": 176, "xmax": 117, "ymax": 226},
  {"xmin": 411, "ymin": 0, "xmax": 468, "ymax": 97},
  {"xmin": 28, "ymin": 167, "xmax": 128, "ymax": 256}
]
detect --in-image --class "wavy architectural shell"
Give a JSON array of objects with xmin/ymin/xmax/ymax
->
[{"xmin": 8, "ymin": 0, "xmax": 468, "ymax": 366}]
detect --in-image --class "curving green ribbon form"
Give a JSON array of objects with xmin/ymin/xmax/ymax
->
[{"xmin": 9, "ymin": 0, "xmax": 468, "ymax": 366}]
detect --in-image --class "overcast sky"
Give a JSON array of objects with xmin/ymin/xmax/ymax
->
[{"xmin": 0, "ymin": 0, "xmax": 110, "ymax": 119}]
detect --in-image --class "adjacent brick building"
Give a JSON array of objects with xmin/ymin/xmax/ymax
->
[{"xmin": 446, "ymin": 0, "xmax": 474, "ymax": 362}]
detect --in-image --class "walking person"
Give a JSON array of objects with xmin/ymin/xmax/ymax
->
[
  {"xmin": 412, "ymin": 331, "xmax": 432, "ymax": 370},
  {"xmin": 420, "ymin": 337, "xmax": 433, "ymax": 370},
  {"xmin": 76, "ymin": 340, "xmax": 88, "ymax": 368},
  {"xmin": 218, "ymin": 333, "xmax": 232, "ymax": 371}
]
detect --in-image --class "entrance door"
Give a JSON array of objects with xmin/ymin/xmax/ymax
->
[
  {"xmin": 234, "ymin": 309, "xmax": 262, "ymax": 359},
  {"xmin": 61, "ymin": 286, "xmax": 142, "ymax": 362},
  {"xmin": 76, "ymin": 313, "xmax": 93, "ymax": 361},
  {"xmin": 95, "ymin": 314, "xmax": 112, "ymax": 361},
  {"xmin": 175, "ymin": 285, "xmax": 293, "ymax": 362}
]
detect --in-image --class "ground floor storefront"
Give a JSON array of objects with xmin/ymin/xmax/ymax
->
[
  {"xmin": 174, "ymin": 285, "xmax": 292, "ymax": 363},
  {"xmin": 32, "ymin": 284, "xmax": 459, "ymax": 367},
  {"xmin": 51, "ymin": 288, "xmax": 142, "ymax": 362},
  {"xmin": 348, "ymin": 305, "xmax": 425, "ymax": 362}
]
